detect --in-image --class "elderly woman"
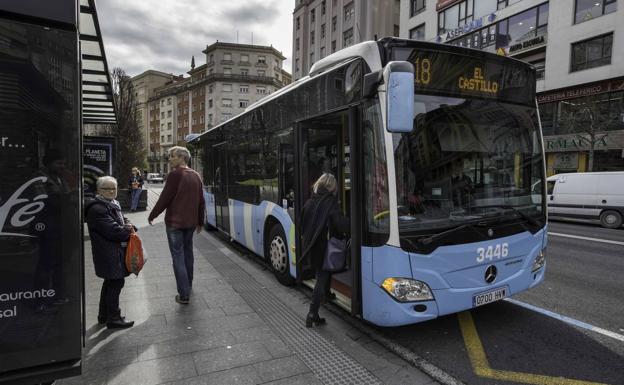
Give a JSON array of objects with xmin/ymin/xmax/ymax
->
[
  {"xmin": 85, "ymin": 176, "xmax": 134, "ymax": 329},
  {"xmin": 300, "ymin": 173, "xmax": 349, "ymax": 328}
]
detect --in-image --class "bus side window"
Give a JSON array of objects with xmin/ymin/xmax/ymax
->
[{"xmin": 546, "ymin": 180, "xmax": 555, "ymax": 195}]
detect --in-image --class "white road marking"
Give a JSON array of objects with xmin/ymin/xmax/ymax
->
[
  {"xmin": 548, "ymin": 232, "xmax": 624, "ymax": 246},
  {"xmin": 505, "ymin": 298, "xmax": 624, "ymax": 343}
]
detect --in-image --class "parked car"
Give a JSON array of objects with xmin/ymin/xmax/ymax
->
[
  {"xmin": 146, "ymin": 173, "xmax": 164, "ymax": 183},
  {"xmin": 547, "ymin": 171, "xmax": 624, "ymax": 228}
]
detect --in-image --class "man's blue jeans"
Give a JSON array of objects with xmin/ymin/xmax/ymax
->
[{"xmin": 166, "ymin": 226, "xmax": 195, "ymax": 300}]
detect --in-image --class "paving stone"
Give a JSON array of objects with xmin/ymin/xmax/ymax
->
[
  {"xmin": 136, "ymin": 330, "xmax": 234, "ymax": 361},
  {"xmin": 252, "ymin": 356, "xmax": 311, "ymax": 382},
  {"xmin": 161, "ymin": 365, "xmax": 261, "ymax": 385},
  {"xmin": 192, "ymin": 342, "xmax": 271, "ymax": 375},
  {"xmin": 105, "ymin": 353, "xmax": 197, "ymax": 385},
  {"xmin": 262, "ymin": 373, "xmax": 324, "ymax": 385}
]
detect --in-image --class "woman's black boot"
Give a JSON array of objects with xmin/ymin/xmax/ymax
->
[{"xmin": 306, "ymin": 312, "xmax": 326, "ymax": 328}]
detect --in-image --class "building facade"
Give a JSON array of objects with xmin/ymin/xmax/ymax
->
[
  {"xmin": 401, "ymin": 0, "xmax": 624, "ymax": 174},
  {"xmin": 145, "ymin": 42, "xmax": 291, "ymax": 174},
  {"xmin": 292, "ymin": 0, "xmax": 401, "ymax": 79},
  {"xmin": 130, "ymin": 70, "xmax": 175, "ymax": 169}
]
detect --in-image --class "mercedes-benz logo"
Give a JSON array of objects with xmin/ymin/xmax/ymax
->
[
  {"xmin": 484, "ymin": 265, "xmax": 497, "ymax": 284},
  {"xmin": 487, "ymin": 228, "xmax": 494, "ymax": 237}
]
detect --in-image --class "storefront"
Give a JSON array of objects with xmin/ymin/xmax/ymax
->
[
  {"xmin": 0, "ymin": 0, "xmax": 116, "ymax": 383},
  {"xmin": 538, "ymin": 77, "xmax": 624, "ymax": 175}
]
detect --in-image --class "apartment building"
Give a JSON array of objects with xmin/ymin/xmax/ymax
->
[
  {"xmin": 401, "ymin": 0, "xmax": 624, "ymax": 173},
  {"xmin": 145, "ymin": 42, "xmax": 291, "ymax": 174},
  {"xmin": 130, "ymin": 70, "xmax": 175, "ymax": 163},
  {"xmin": 292, "ymin": 0, "xmax": 401, "ymax": 79}
]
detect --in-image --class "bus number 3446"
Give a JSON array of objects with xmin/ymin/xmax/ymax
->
[{"xmin": 476, "ymin": 243, "xmax": 509, "ymax": 263}]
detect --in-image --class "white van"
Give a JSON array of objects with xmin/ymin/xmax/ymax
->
[{"xmin": 547, "ymin": 172, "xmax": 624, "ymax": 228}]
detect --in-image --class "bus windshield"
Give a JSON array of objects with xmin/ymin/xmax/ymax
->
[{"xmin": 392, "ymin": 94, "xmax": 545, "ymax": 250}]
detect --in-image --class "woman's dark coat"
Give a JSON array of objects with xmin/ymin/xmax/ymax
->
[
  {"xmin": 299, "ymin": 190, "xmax": 350, "ymax": 278},
  {"xmin": 85, "ymin": 197, "xmax": 132, "ymax": 279}
]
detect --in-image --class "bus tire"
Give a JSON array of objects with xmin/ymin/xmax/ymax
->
[
  {"xmin": 267, "ymin": 224, "xmax": 295, "ymax": 286},
  {"xmin": 600, "ymin": 210, "xmax": 622, "ymax": 229}
]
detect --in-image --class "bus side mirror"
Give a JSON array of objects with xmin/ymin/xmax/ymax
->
[{"xmin": 383, "ymin": 61, "xmax": 414, "ymax": 133}]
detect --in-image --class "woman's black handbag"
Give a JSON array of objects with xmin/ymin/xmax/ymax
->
[{"xmin": 322, "ymin": 237, "xmax": 349, "ymax": 273}]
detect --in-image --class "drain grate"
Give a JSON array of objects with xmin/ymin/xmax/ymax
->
[{"xmin": 197, "ymin": 234, "xmax": 382, "ymax": 385}]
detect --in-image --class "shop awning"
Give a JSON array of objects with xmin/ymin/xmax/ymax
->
[{"xmin": 79, "ymin": 0, "xmax": 117, "ymax": 125}]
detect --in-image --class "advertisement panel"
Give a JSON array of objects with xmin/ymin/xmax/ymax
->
[
  {"xmin": 83, "ymin": 138, "xmax": 115, "ymax": 197},
  {"xmin": 0, "ymin": 16, "xmax": 82, "ymax": 382}
]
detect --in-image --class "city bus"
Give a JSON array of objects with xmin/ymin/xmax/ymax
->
[{"xmin": 190, "ymin": 37, "xmax": 547, "ymax": 327}]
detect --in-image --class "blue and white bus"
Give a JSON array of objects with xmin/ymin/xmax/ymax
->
[{"xmin": 190, "ymin": 37, "xmax": 547, "ymax": 327}]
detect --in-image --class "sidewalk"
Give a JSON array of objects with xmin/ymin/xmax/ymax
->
[{"xmin": 62, "ymin": 210, "xmax": 437, "ymax": 385}]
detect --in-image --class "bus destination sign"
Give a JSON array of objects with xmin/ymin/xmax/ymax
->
[{"xmin": 401, "ymin": 48, "xmax": 535, "ymax": 105}]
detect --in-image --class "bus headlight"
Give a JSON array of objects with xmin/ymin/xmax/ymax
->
[
  {"xmin": 381, "ymin": 278, "xmax": 433, "ymax": 302},
  {"xmin": 532, "ymin": 249, "xmax": 546, "ymax": 272}
]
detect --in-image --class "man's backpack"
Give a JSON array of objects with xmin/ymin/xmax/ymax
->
[{"xmin": 125, "ymin": 230, "xmax": 146, "ymax": 275}]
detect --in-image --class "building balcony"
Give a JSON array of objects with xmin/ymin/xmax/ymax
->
[{"xmin": 204, "ymin": 73, "xmax": 282, "ymax": 88}]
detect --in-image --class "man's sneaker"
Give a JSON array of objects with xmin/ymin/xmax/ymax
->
[{"xmin": 175, "ymin": 295, "xmax": 189, "ymax": 304}]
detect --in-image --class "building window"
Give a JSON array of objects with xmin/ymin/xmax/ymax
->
[
  {"xmin": 200, "ymin": 115, "xmax": 204, "ymax": 124},
  {"xmin": 184, "ymin": 120, "xmax": 188, "ymax": 126},
  {"xmin": 320, "ymin": 46, "xmax": 326, "ymax": 58},
  {"xmin": 410, "ymin": 0, "xmax": 425, "ymax": 17},
  {"xmin": 410, "ymin": 23, "xmax": 425, "ymax": 40},
  {"xmin": 311, "ymin": 30, "xmax": 315, "ymax": 45},
  {"xmin": 240, "ymin": 85, "xmax": 249, "ymax": 93},
  {"xmin": 239, "ymin": 99, "xmax": 249, "ymax": 108},
  {"xmin": 161, "ymin": 112, "xmax": 165, "ymax": 119},
  {"xmin": 192, "ymin": 104, "xmax": 196, "ymax": 112},
  {"xmin": 571, "ymin": 33, "xmax": 613, "ymax": 72},
  {"xmin": 240, "ymin": 68, "xmax": 248, "ymax": 75},
  {"xmin": 208, "ymin": 113, "xmax": 213, "ymax": 123},
  {"xmin": 192, "ymin": 118, "xmax": 196, "ymax": 125},
  {"xmin": 241, "ymin": 53, "xmax": 249, "ymax": 63},
  {"xmin": 331, "ymin": 40, "xmax": 337, "ymax": 52},
  {"xmin": 222, "ymin": 98, "xmax": 232, "ymax": 107},
  {"xmin": 224, "ymin": 67, "xmax": 232, "ymax": 75},
  {"xmin": 310, "ymin": 52, "xmax": 314, "ymax": 65},
  {"xmin": 343, "ymin": 28, "xmax": 354, "ymax": 47},
  {"xmin": 161, "ymin": 100, "xmax": 165, "ymax": 106},
  {"xmin": 296, "ymin": 37, "xmax": 300, "ymax": 51},
  {"xmin": 200, "ymin": 102, "xmax": 204, "ymax": 110},
  {"xmin": 223, "ymin": 52, "xmax": 232, "ymax": 61},
  {"xmin": 438, "ymin": 0, "xmax": 497, "ymax": 35},
  {"xmin": 161, "ymin": 135, "xmax": 165, "ymax": 142},
  {"xmin": 222, "ymin": 113, "xmax": 232, "ymax": 122},
  {"xmin": 167, "ymin": 134, "xmax": 172, "ymax": 141},
  {"xmin": 344, "ymin": 2, "xmax": 354, "ymax": 21},
  {"xmin": 532, "ymin": 59, "xmax": 545, "ymax": 80},
  {"xmin": 575, "ymin": 0, "xmax": 617, "ymax": 24},
  {"xmin": 258, "ymin": 70, "xmax": 266, "ymax": 76},
  {"xmin": 311, "ymin": 8, "xmax": 315, "ymax": 23},
  {"xmin": 167, "ymin": 98, "xmax": 172, "ymax": 105},
  {"xmin": 208, "ymin": 85, "xmax": 213, "ymax": 93},
  {"xmin": 296, "ymin": 16, "xmax": 300, "ymax": 30},
  {"xmin": 295, "ymin": 58, "xmax": 300, "ymax": 72},
  {"xmin": 223, "ymin": 83, "xmax": 232, "ymax": 92},
  {"xmin": 332, "ymin": 16, "xmax": 337, "ymax": 31},
  {"xmin": 209, "ymin": 68, "xmax": 214, "ymax": 75},
  {"xmin": 321, "ymin": 24, "xmax": 326, "ymax": 39},
  {"xmin": 208, "ymin": 99, "xmax": 213, "ymax": 108},
  {"xmin": 394, "ymin": 24, "xmax": 400, "ymax": 37},
  {"xmin": 321, "ymin": 0, "xmax": 326, "ymax": 15},
  {"xmin": 209, "ymin": 54, "xmax": 214, "ymax": 62},
  {"xmin": 258, "ymin": 55, "xmax": 266, "ymax": 64},
  {"xmin": 257, "ymin": 86, "xmax": 267, "ymax": 94},
  {"xmin": 497, "ymin": 0, "xmax": 522, "ymax": 10},
  {"xmin": 167, "ymin": 122, "xmax": 172, "ymax": 129}
]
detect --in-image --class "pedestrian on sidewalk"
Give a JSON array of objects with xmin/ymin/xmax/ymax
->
[
  {"xmin": 128, "ymin": 167, "xmax": 143, "ymax": 212},
  {"xmin": 300, "ymin": 173, "xmax": 349, "ymax": 328},
  {"xmin": 148, "ymin": 146, "xmax": 205, "ymax": 305},
  {"xmin": 85, "ymin": 176, "xmax": 135, "ymax": 329}
]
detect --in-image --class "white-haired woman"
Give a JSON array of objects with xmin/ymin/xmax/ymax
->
[
  {"xmin": 85, "ymin": 176, "xmax": 135, "ymax": 329},
  {"xmin": 299, "ymin": 173, "xmax": 349, "ymax": 328}
]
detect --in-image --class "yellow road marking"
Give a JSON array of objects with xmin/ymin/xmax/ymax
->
[{"xmin": 457, "ymin": 311, "xmax": 611, "ymax": 385}]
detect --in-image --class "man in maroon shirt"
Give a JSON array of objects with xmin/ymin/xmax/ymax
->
[{"xmin": 148, "ymin": 146, "xmax": 205, "ymax": 304}]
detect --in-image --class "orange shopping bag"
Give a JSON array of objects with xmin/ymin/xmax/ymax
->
[{"xmin": 125, "ymin": 230, "xmax": 146, "ymax": 275}]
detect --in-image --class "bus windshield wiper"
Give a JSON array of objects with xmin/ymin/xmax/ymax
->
[
  {"xmin": 473, "ymin": 205, "xmax": 542, "ymax": 227},
  {"xmin": 416, "ymin": 223, "xmax": 481, "ymax": 247}
]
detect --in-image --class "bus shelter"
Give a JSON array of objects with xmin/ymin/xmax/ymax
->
[{"xmin": 0, "ymin": 0, "xmax": 116, "ymax": 383}]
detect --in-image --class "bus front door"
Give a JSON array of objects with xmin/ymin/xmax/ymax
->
[
  {"xmin": 296, "ymin": 110, "xmax": 358, "ymax": 312},
  {"xmin": 213, "ymin": 142, "xmax": 229, "ymax": 233}
]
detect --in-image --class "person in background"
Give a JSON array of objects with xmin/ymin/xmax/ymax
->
[
  {"xmin": 300, "ymin": 173, "xmax": 349, "ymax": 328},
  {"xmin": 85, "ymin": 176, "xmax": 134, "ymax": 329},
  {"xmin": 128, "ymin": 167, "xmax": 143, "ymax": 212},
  {"xmin": 148, "ymin": 146, "xmax": 205, "ymax": 305}
]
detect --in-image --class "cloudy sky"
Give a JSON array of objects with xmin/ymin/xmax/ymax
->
[{"xmin": 97, "ymin": 0, "xmax": 294, "ymax": 77}]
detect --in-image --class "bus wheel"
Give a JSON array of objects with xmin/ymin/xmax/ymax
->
[
  {"xmin": 600, "ymin": 210, "xmax": 622, "ymax": 229},
  {"xmin": 267, "ymin": 225, "xmax": 295, "ymax": 286}
]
